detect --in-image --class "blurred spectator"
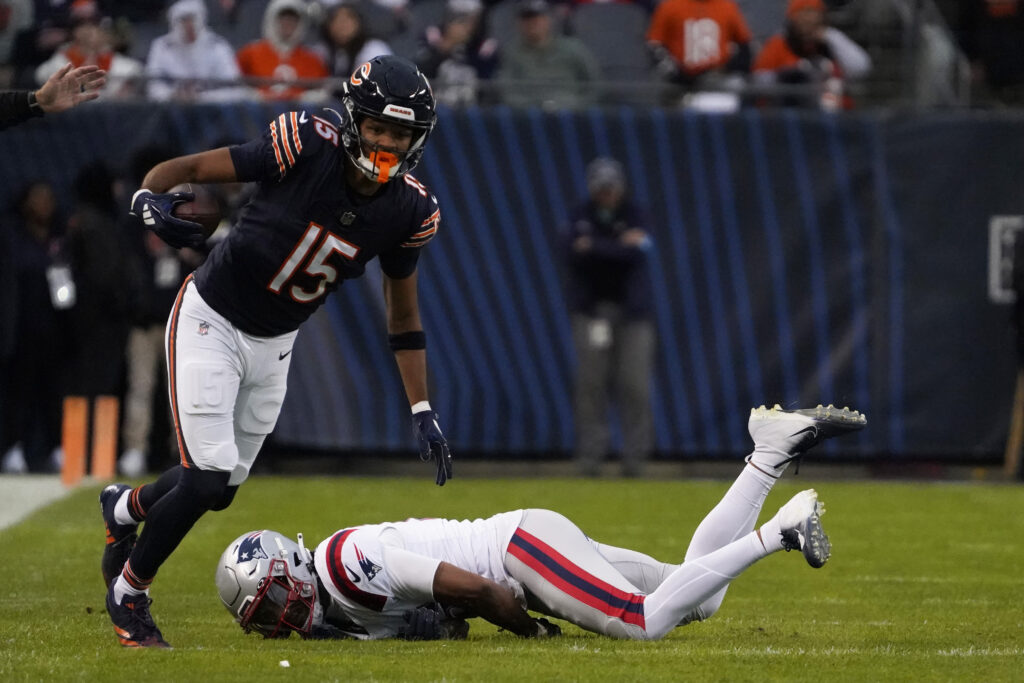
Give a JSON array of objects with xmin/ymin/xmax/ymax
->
[
  {"xmin": 34, "ymin": 0, "xmax": 143, "ymax": 98},
  {"xmin": 646, "ymin": 0, "xmax": 752, "ymax": 88},
  {"xmin": 1009, "ymin": 228, "xmax": 1024, "ymax": 480},
  {"xmin": 0, "ymin": 0, "xmax": 33, "ymax": 87},
  {"xmin": 496, "ymin": 0, "xmax": 601, "ymax": 108},
  {"xmin": 414, "ymin": 0, "xmax": 498, "ymax": 106},
  {"xmin": 958, "ymin": 0, "xmax": 1024, "ymax": 105},
  {"xmin": 752, "ymin": 0, "xmax": 871, "ymax": 110},
  {"xmin": 63, "ymin": 162, "xmax": 133, "ymax": 403},
  {"xmin": 237, "ymin": 0, "xmax": 329, "ymax": 100},
  {"xmin": 146, "ymin": 0, "xmax": 248, "ymax": 101},
  {"xmin": 7, "ymin": 1, "xmax": 72, "ymax": 89},
  {"xmin": 1, "ymin": 181, "xmax": 71, "ymax": 474},
  {"xmin": 1016, "ymin": 228, "xmax": 1024, "ymax": 368},
  {"xmin": 118, "ymin": 146, "xmax": 206, "ymax": 477},
  {"xmin": 106, "ymin": 0, "xmax": 175, "ymax": 23},
  {"xmin": 0, "ymin": 177, "xmax": 13, "ymax": 462},
  {"xmin": 564, "ymin": 158, "xmax": 655, "ymax": 478},
  {"xmin": 312, "ymin": 1, "xmax": 392, "ymax": 79},
  {"xmin": 364, "ymin": 0, "xmax": 411, "ymax": 34}
]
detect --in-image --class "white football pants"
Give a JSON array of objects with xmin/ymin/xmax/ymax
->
[
  {"xmin": 166, "ymin": 277, "xmax": 296, "ymax": 486},
  {"xmin": 504, "ymin": 464, "xmax": 778, "ymax": 639}
]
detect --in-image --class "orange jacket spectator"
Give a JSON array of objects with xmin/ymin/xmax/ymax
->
[
  {"xmin": 753, "ymin": 0, "xmax": 871, "ymax": 109},
  {"xmin": 646, "ymin": 0, "xmax": 752, "ymax": 79},
  {"xmin": 236, "ymin": 0, "xmax": 328, "ymax": 100}
]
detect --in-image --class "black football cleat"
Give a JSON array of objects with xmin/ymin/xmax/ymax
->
[
  {"xmin": 106, "ymin": 580, "xmax": 171, "ymax": 649},
  {"xmin": 100, "ymin": 484, "xmax": 138, "ymax": 586}
]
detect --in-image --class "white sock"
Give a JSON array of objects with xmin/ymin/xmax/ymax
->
[
  {"xmin": 756, "ymin": 516, "xmax": 786, "ymax": 554},
  {"xmin": 114, "ymin": 490, "xmax": 135, "ymax": 526},
  {"xmin": 112, "ymin": 575, "xmax": 148, "ymax": 604},
  {"xmin": 645, "ymin": 531, "xmax": 767, "ymax": 639},
  {"xmin": 684, "ymin": 459, "xmax": 777, "ymax": 562},
  {"xmin": 747, "ymin": 443, "xmax": 797, "ymax": 473}
]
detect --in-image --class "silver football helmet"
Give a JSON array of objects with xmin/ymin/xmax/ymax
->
[{"xmin": 215, "ymin": 529, "xmax": 318, "ymax": 638}]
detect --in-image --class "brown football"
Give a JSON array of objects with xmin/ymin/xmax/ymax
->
[{"xmin": 170, "ymin": 183, "xmax": 221, "ymax": 239}]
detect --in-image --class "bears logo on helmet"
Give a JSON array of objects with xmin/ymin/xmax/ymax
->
[{"xmin": 338, "ymin": 55, "xmax": 437, "ymax": 183}]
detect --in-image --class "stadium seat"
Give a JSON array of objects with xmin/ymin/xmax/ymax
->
[
  {"xmin": 486, "ymin": 0, "xmax": 565, "ymax": 52},
  {"xmin": 228, "ymin": 0, "xmax": 272, "ymax": 48},
  {"xmin": 568, "ymin": 3, "xmax": 653, "ymax": 92},
  {"xmin": 736, "ymin": 0, "xmax": 786, "ymax": 49},
  {"xmin": 389, "ymin": 28, "xmax": 420, "ymax": 60},
  {"xmin": 129, "ymin": 20, "xmax": 167, "ymax": 62},
  {"xmin": 359, "ymin": 0, "xmax": 403, "ymax": 39},
  {"xmin": 406, "ymin": 0, "xmax": 449, "ymax": 38}
]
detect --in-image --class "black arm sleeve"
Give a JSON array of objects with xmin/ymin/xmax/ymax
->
[{"xmin": 0, "ymin": 90, "xmax": 41, "ymax": 131}]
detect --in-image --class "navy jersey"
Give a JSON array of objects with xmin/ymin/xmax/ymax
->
[{"xmin": 193, "ymin": 109, "xmax": 441, "ymax": 337}]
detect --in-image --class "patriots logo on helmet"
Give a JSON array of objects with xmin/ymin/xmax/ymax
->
[
  {"xmin": 354, "ymin": 545, "xmax": 382, "ymax": 581},
  {"xmin": 236, "ymin": 531, "xmax": 270, "ymax": 563}
]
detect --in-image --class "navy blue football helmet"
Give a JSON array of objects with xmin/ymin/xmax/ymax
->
[{"xmin": 339, "ymin": 55, "xmax": 437, "ymax": 183}]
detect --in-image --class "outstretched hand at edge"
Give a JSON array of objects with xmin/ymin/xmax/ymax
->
[{"xmin": 35, "ymin": 63, "xmax": 107, "ymax": 113}]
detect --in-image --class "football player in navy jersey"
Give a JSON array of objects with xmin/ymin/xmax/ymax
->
[{"xmin": 100, "ymin": 55, "xmax": 453, "ymax": 649}]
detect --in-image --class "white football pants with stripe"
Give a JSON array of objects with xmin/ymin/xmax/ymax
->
[
  {"xmin": 503, "ymin": 462, "xmax": 778, "ymax": 639},
  {"xmin": 167, "ymin": 279, "xmax": 296, "ymax": 486}
]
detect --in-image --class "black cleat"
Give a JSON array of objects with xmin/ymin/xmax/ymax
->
[
  {"xmin": 100, "ymin": 484, "xmax": 138, "ymax": 586},
  {"xmin": 106, "ymin": 580, "xmax": 171, "ymax": 649}
]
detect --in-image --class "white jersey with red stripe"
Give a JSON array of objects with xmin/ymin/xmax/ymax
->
[{"xmin": 313, "ymin": 511, "xmax": 524, "ymax": 639}]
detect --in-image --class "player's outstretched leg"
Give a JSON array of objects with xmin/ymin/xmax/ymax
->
[
  {"xmin": 747, "ymin": 404, "xmax": 866, "ymax": 476},
  {"xmin": 643, "ymin": 489, "xmax": 833, "ymax": 639},
  {"xmin": 100, "ymin": 484, "xmax": 138, "ymax": 586}
]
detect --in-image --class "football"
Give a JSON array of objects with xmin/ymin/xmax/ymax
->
[{"xmin": 170, "ymin": 183, "xmax": 222, "ymax": 239}]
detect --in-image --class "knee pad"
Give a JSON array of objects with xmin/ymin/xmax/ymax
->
[
  {"xmin": 179, "ymin": 467, "xmax": 232, "ymax": 511},
  {"xmin": 209, "ymin": 485, "xmax": 239, "ymax": 511}
]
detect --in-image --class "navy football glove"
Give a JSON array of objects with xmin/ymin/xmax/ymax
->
[
  {"xmin": 399, "ymin": 604, "xmax": 441, "ymax": 640},
  {"xmin": 130, "ymin": 189, "xmax": 206, "ymax": 249},
  {"xmin": 398, "ymin": 603, "xmax": 468, "ymax": 640},
  {"xmin": 530, "ymin": 617, "xmax": 562, "ymax": 638},
  {"xmin": 412, "ymin": 409, "xmax": 452, "ymax": 486}
]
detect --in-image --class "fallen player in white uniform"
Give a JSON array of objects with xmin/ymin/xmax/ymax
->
[{"xmin": 216, "ymin": 405, "xmax": 866, "ymax": 640}]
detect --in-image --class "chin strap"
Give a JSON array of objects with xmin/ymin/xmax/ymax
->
[{"xmin": 297, "ymin": 532, "xmax": 311, "ymax": 563}]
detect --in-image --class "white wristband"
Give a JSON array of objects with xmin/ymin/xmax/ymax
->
[{"xmin": 411, "ymin": 400, "xmax": 432, "ymax": 415}]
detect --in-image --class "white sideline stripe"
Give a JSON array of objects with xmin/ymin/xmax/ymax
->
[{"xmin": 0, "ymin": 475, "xmax": 71, "ymax": 531}]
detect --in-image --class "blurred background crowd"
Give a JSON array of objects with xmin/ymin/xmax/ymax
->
[
  {"xmin": 2, "ymin": 0, "xmax": 1023, "ymax": 479},
  {"xmin": 0, "ymin": 0, "xmax": 1020, "ymax": 111}
]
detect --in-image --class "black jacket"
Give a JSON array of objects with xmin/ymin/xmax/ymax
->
[{"xmin": 0, "ymin": 90, "xmax": 42, "ymax": 131}]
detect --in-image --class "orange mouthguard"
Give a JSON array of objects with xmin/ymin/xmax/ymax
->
[{"xmin": 369, "ymin": 150, "xmax": 399, "ymax": 183}]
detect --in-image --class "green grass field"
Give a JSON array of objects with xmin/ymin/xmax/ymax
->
[{"xmin": 2, "ymin": 475, "xmax": 1022, "ymax": 681}]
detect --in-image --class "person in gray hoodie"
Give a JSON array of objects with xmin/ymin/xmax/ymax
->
[{"xmin": 145, "ymin": 0, "xmax": 248, "ymax": 101}]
